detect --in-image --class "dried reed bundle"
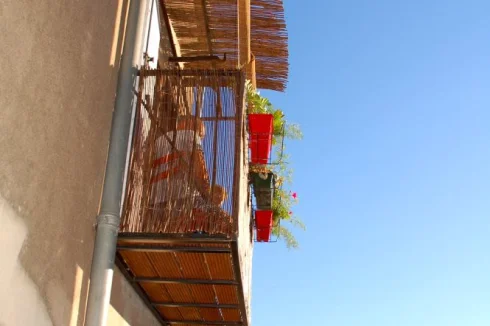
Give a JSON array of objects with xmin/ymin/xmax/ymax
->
[{"xmin": 162, "ymin": 0, "xmax": 288, "ymax": 91}]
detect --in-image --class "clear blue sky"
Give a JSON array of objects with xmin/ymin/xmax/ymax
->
[{"xmin": 252, "ymin": 0, "xmax": 490, "ymax": 325}]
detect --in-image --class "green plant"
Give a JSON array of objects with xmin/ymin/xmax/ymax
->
[
  {"xmin": 246, "ymin": 80, "xmax": 271, "ymax": 113},
  {"xmin": 246, "ymin": 80, "xmax": 305, "ymax": 248},
  {"xmin": 271, "ymin": 188, "xmax": 305, "ymax": 249},
  {"xmin": 245, "ymin": 80, "xmax": 303, "ymax": 145}
]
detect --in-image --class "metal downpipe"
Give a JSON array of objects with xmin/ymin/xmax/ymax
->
[{"xmin": 84, "ymin": 0, "xmax": 149, "ymax": 324}]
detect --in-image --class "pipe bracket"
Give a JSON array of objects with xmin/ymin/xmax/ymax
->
[{"xmin": 96, "ymin": 213, "xmax": 121, "ymax": 229}]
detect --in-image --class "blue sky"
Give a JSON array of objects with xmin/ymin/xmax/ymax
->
[{"xmin": 252, "ymin": 0, "xmax": 490, "ymax": 325}]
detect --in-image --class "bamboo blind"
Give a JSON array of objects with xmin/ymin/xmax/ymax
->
[{"xmin": 121, "ymin": 68, "xmax": 245, "ymax": 236}]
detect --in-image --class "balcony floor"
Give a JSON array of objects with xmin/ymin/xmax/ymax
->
[{"xmin": 116, "ymin": 233, "xmax": 248, "ymax": 325}]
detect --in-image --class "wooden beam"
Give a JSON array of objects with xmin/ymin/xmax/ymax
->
[
  {"xmin": 238, "ymin": 0, "xmax": 251, "ymax": 67},
  {"xmin": 166, "ymin": 321, "xmax": 242, "ymax": 325},
  {"xmin": 238, "ymin": 0, "xmax": 256, "ymax": 87},
  {"xmin": 248, "ymin": 53, "xmax": 256, "ymax": 88},
  {"xmin": 117, "ymin": 245, "xmax": 232, "ymax": 253},
  {"xmin": 152, "ymin": 302, "xmax": 240, "ymax": 309},
  {"xmin": 134, "ymin": 277, "xmax": 238, "ymax": 285}
]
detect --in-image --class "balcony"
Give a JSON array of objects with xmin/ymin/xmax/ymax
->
[
  {"xmin": 114, "ymin": 0, "xmax": 289, "ymax": 323},
  {"xmin": 116, "ymin": 68, "xmax": 253, "ymax": 325}
]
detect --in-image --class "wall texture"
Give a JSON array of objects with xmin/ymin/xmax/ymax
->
[
  {"xmin": 0, "ymin": 0, "xmax": 161, "ymax": 325},
  {"xmin": 237, "ymin": 102, "xmax": 254, "ymax": 325}
]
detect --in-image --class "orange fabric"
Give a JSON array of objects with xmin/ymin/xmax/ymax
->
[
  {"xmin": 151, "ymin": 152, "xmax": 182, "ymax": 168},
  {"xmin": 150, "ymin": 150, "xmax": 185, "ymax": 184},
  {"xmin": 150, "ymin": 166, "xmax": 180, "ymax": 183}
]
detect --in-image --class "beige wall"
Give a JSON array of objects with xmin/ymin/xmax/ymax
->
[
  {"xmin": 237, "ymin": 100, "xmax": 254, "ymax": 325},
  {"xmin": 0, "ymin": 0, "xmax": 159, "ymax": 325}
]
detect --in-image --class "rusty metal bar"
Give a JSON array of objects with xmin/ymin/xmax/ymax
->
[
  {"xmin": 168, "ymin": 54, "xmax": 226, "ymax": 63},
  {"xmin": 134, "ymin": 277, "xmax": 238, "ymax": 285},
  {"xmin": 200, "ymin": 116, "xmax": 235, "ymax": 121},
  {"xmin": 117, "ymin": 245, "xmax": 232, "ymax": 253},
  {"xmin": 152, "ymin": 302, "xmax": 239, "ymax": 309},
  {"xmin": 117, "ymin": 232, "xmax": 232, "ymax": 243},
  {"xmin": 165, "ymin": 321, "xmax": 242, "ymax": 325},
  {"xmin": 138, "ymin": 69, "xmax": 240, "ymax": 77}
]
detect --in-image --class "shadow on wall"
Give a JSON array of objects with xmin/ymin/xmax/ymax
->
[
  {"xmin": 0, "ymin": 192, "xmax": 161, "ymax": 326},
  {"xmin": 0, "ymin": 0, "xmax": 162, "ymax": 325},
  {"xmin": 0, "ymin": 195, "xmax": 52, "ymax": 326}
]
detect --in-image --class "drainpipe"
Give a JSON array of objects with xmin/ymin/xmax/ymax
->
[{"xmin": 84, "ymin": 0, "xmax": 149, "ymax": 324}]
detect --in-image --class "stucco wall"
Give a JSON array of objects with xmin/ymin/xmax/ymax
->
[
  {"xmin": 0, "ymin": 0, "xmax": 162, "ymax": 325},
  {"xmin": 236, "ymin": 102, "xmax": 254, "ymax": 325}
]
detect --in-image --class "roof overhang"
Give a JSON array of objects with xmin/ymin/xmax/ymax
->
[{"xmin": 159, "ymin": 0, "xmax": 289, "ymax": 91}]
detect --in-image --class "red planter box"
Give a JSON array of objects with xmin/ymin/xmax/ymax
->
[
  {"xmin": 248, "ymin": 114, "xmax": 273, "ymax": 164},
  {"xmin": 255, "ymin": 210, "xmax": 273, "ymax": 242}
]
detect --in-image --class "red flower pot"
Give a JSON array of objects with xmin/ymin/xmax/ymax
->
[
  {"xmin": 248, "ymin": 114, "xmax": 273, "ymax": 164},
  {"xmin": 255, "ymin": 210, "xmax": 273, "ymax": 242}
]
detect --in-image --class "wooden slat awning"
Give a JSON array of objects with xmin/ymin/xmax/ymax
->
[
  {"xmin": 160, "ymin": 0, "xmax": 288, "ymax": 91},
  {"xmin": 116, "ymin": 234, "xmax": 248, "ymax": 325}
]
